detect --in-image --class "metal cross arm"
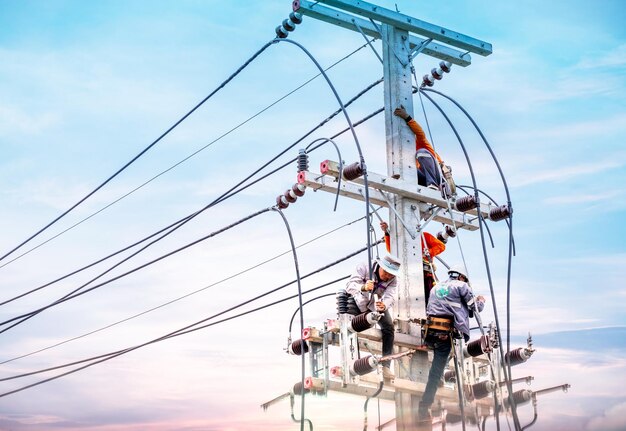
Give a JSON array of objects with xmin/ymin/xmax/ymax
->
[
  {"xmin": 317, "ymin": 160, "xmax": 492, "ymax": 218},
  {"xmin": 293, "ymin": 0, "xmax": 472, "ymax": 67},
  {"xmin": 296, "ymin": 169, "xmax": 480, "ymax": 231},
  {"xmin": 310, "ymin": 0, "xmax": 492, "ymax": 56}
]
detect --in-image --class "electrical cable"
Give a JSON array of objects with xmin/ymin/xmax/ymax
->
[
  {"xmin": 2, "ymin": 215, "xmax": 367, "ymax": 365},
  {"xmin": 288, "ymin": 293, "xmax": 336, "ymax": 336},
  {"xmin": 419, "ymin": 89, "xmax": 522, "ymax": 431},
  {"xmin": 0, "ymin": 80, "xmax": 384, "ymax": 310},
  {"xmin": 271, "ymin": 207, "xmax": 307, "ymax": 431},
  {"xmin": 0, "ymin": 208, "xmax": 272, "ymax": 332},
  {"xmin": 363, "ymin": 381, "xmax": 384, "ymax": 431},
  {"xmin": 0, "ymin": 270, "xmax": 359, "ymax": 396},
  {"xmin": 0, "ymin": 40, "xmax": 276, "ymax": 265},
  {"xmin": 2, "ymin": 240, "xmax": 380, "ymax": 379},
  {"xmin": 455, "ymin": 186, "xmax": 495, "ymax": 248},
  {"xmin": 457, "ymin": 185, "xmax": 516, "ymax": 254},
  {"xmin": 0, "ymin": 41, "xmax": 377, "ymax": 271},
  {"xmin": 273, "ymin": 38, "xmax": 374, "ymax": 280},
  {"xmin": 305, "ymin": 138, "xmax": 344, "ymax": 212}
]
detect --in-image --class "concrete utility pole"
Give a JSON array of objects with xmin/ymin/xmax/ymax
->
[{"xmin": 292, "ymin": 1, "xmax": 492, "ymax": 428}]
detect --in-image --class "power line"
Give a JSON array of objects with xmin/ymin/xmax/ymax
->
[
  {"xmin": 0, "ymin": 215, "xmax": 367, "ymax": 365},
  {"xmin": 0, "ymin": 40, "xmax": 376, "ymax": 271},
  {"xmin": 0, "ymin": 40, "xmax": 277, "ymax": 265},
  {"xmin": 0, "ymin": 84, "xmax": 384, "ymax": 314}
]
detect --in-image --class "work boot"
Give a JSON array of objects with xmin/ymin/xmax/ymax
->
[{"xmin": 382, "ymin": 366, "xmax": 394, "ymax": 380}]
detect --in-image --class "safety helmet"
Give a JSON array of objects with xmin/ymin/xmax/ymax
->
[{"xmin": 448, "ymin": 264, "xmax": 469, "ymax": 281}]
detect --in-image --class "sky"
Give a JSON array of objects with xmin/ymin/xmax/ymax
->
[{"xmin": 0, "ymin": 0, "xmax": 625, "ymax": 430}]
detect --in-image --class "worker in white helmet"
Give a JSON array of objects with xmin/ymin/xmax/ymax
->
[{"xmin": 418, "ymin": 264, "xmax": 486, "ymax": 422}]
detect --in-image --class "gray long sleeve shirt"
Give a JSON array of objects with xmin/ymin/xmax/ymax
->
[
  {"xmin": 426, "ymin": 277, "xmax": 484, "ymax": 340},
  {"xmin": 345, "ymin": 262, "xmax": 397, "ymax": 313}
]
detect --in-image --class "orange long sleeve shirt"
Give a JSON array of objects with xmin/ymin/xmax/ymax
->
[{"xmin": 407, "ymin": 118, "xmax": 443, "ymax": 168}]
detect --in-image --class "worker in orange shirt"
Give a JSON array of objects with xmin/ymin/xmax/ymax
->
[
  {"xmin": 393, "ymin": 106, "xmax": 455, "ymax": 196},
  {"xmin": 379, "ymin": 221, "xmax": 445, "ymax": 305}
]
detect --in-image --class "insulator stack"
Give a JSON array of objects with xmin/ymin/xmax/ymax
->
[
  {"xmin": 437, "ymin": 225, "xmax": 457, "ymax": 244},
  {"xmin": 297, "ymin": 149, "xmax": 309, "ymax": 172},
  {"xmin": 471, "ymin": 380, "xmax": 496, "ymax": 400},
  {"xmin": 505, "ymin": 389, "xmax": 533, "ymax": 407},
  {"xmin": 420, "ymin": 61, "xmax": 452, "ymax": 88},
  {"xmin": 421, "ymin": 74, "xmax": 435, "ymax": 87},
  {"xmin": 350, "ymin": 356, "xmax": 377, "ymax": 376},
  {"xmin": 275, "ymin": 11, "xmax": 303, "ymax": 39},
  {"xmin": 288, "ymin": 339, "xmax": 309, "ymax": 355},
  {"xmin": 336, "ymin": 291, "xmax": 349, "ymax": 314},
  {"xmin": 431, "ymin": 67, "xmax": 444, "ymax": 80},
  {"xmin": 505, "ymin": 347, "xmax": 532, "ymax": 366},
  {"xmin": 342, "ymin": 162, "xmax": 364, "ymax": 181},
  {"xmin": 464, "ymin": 335, "xmax": 491, "ymax": 357},
  {"xmin": 275, "ymin": 183, "xmax": 306, "ymax": 210},
  {"xmin": 489, "ymin": 205, "xmax": 511, "ymax": 221},
  {"xmin": 443, "ymin": 369, "xmax": 456, "ymax": 383},
  {"xmin": 292, "ymin": 381, "xmax": 310, "ymax": 395},
  {"xmin": 350, "ymin": 312, "xmax": 380, "ymax": 332},
  {"xmin": 455, "ymin": 195, "xmax": 477, "ymax": 212}
]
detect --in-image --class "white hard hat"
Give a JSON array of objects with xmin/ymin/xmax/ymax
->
[{"xmin": 448, "ymin": 264, "xmax": 468, "ymax": 281}]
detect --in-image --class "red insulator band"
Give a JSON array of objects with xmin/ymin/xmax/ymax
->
[
  {"xmin": 292, "ymin": 381, "xmax": 310, "ymax": 395},
  {"xmin": 320, "ymin": 160, "xmax": 330, "ymax": 174},
  {"xmin": 472, "ymin": 381, "xmax": 494, "ymax": 399},
  {"xmin": 505, "ymin": 347, "xmax": 529, "ymax": 366},
  {"xmin": 350, "ymin": 312, "xmax": 375, "ymax": 332},
  {"xmin": 284, "ymin": 189, "xmax": 297, "ymax": 203},
  {"xmin": 292, "ymin": 182, "xmax": 305, "ymax": 197},
  {"xmin": 352, "ymin": 356, "xmax": 376, "ymax": 376}
]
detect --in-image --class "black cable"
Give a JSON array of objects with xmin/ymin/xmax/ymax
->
[
  {"xmin": 2, "ymin": 215, "xmax": 365, "ymax": 365},
  {"xmin": 274, "ymin": 38, "xmax": 373, "ymax": 280},
  {"xmin": 0, "ymin": 208, "xmax": 272, "ymax": 332},
  {"xmin": 288, "ymin": 293, "xmax": 337, "ymax": 336},
  {"xmin": 272, "ymin": 207, "xmax": 307, "ymax": 431},
  {"xmin": 363, "ymin": 381, "xmax": 384, "ymax": 431},
  {"xmin": 421, "ymin": 89, "xmax": 518, "ymax": 429},
  {"xmin": 455, "ymin": 185, "xmax": 495, "ymax": 248},
  {"xmin": 419, "ymin": 90, "xmax": 522, "ymax": 431},
  {"xmin": 305, "ymin": 138, "xmax": 344, "ymax": 212},
  {"xmin": 2, "ymin": 241, "xmax": 379, "ymax": 381},
  {"xmin": 0, "ymin": 81, "xmax": 384, "ymax": 310},
  {"xmin": 0, "ymin": 273, "xmax": 354, "ymax": 396},
  {"xmin": 0, "ymin": 42, "xmax": 377, "ymax": 271},
  {"xmin": 0, "ymin": 40, "xmax": 276, "ymax": 265}
]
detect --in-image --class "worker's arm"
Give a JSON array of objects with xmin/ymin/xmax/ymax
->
[
  {"xmin": 393, "ymin": 106, "xmax": 443, "ymax": 165},
  {"xmin": 380, "ymin": 221, "xmax": 391, "ymax": 253}
]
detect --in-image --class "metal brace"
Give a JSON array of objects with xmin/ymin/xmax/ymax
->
[{"xmin": 352, "ymin": 19, "xmax": 383, "ymax": 64}]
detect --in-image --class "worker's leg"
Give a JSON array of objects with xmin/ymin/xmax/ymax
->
[
  {"xmin": 416, "ymin": 149, "xmax": 441, "ymax": 189},
  {"xmin": 419, "ymin": 334, "xmax": 452, "ymax": 418},
  {"xmin": 378, "ymin": 309, "xmax": 395, "ymax": 359}
]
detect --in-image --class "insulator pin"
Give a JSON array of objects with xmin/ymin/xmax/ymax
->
[
  {"xmin": 422, "ymin": 74, "xmax": 435, "ymax": 87},
  {"xmin": 289, "ymin": 11, "xmax": 303, "ymax": 24},
  {"xmin": 443, "ymin": 369, "xmax": 456, "ymax": 383},
  {"xmin": 297, "ymin": 149, "xmax": 309, "ymax": 172},
  {"xmin": 505, "ymin": 347, "xmax": 532, "ymax": 366},
  {"xmin": 282, "ymin": 18, "xmax": 296, "ymax": 32},
  {"xmin": 436, "ymin": 225, "xmax": 457, "ymax": 244},
  {"xmin": 507, "ymin": 389, "xmax": 533, "ymax": 407},
  {"xmin": 471, "ymin": 380, "xmax": 496, "ymax": 400},
  {"xmin": 439, "ymin": 61, "xmax": 452, "ymax": 73},
  {"xmin": 342, "ymin": 162, "xmax": 364, "ymax": 181},
  {"xmin": 431, "ymin": 67, "xmax": 444, "ymax": 80},
  {"xmin": 276, "ymin": 195, "xmax": 289, "ymax": 209},
  {"xmin": 292, "ymin": 183, "xmax": 306, "ymax": 197},
  {"xmin": 292, "ymin": 381, "xmax": 309, "ymax": 395},
  {"xmin": 289, "ymin": 339, "xmax": 309, "ymax": 355},
  {"xmin": 455, "ymin": 195, "xmax": 477, "ymax": 212},
  {"xmin": 489, "ymin": 205, "xmax": 511, "ymax": 221},
  {"xmin": 350, "ymin": 356, "xmax": 377, "ymax": 376},
  {"xmin": 275, "ymin": 25, "xmax": 289, "ymax": 39},
  {"xmin": 464, "ymin": 335, "xmax": 491, "ymax": 357},
  {"xmin": 350, "ymin": 312, "xmax": 380, "ymax": 332}
]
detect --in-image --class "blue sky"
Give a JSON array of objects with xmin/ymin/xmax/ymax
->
[{"xmin": 0, "ymin": 1, "xmax": 625, "ymax": 430}]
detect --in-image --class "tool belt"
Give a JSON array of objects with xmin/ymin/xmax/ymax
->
[{"xmin": 425, "ymin": 316, "xmax": 453, "ymax": 332}]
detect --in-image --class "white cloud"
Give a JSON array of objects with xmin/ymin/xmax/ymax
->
[
  {"xmin": 511, "ymin": 158, "xmax": 624, "ymax": 187},
  {"xmin": 575, "ymin": 44, "xmax": 626, "ymax": 70},
  {"xmin": 543, "ymin": 190, "xmax": 622, "ymax": 205},
  {"xmin": 586, "ymin": 401, "xmax": 626, "ymax": 431}
]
